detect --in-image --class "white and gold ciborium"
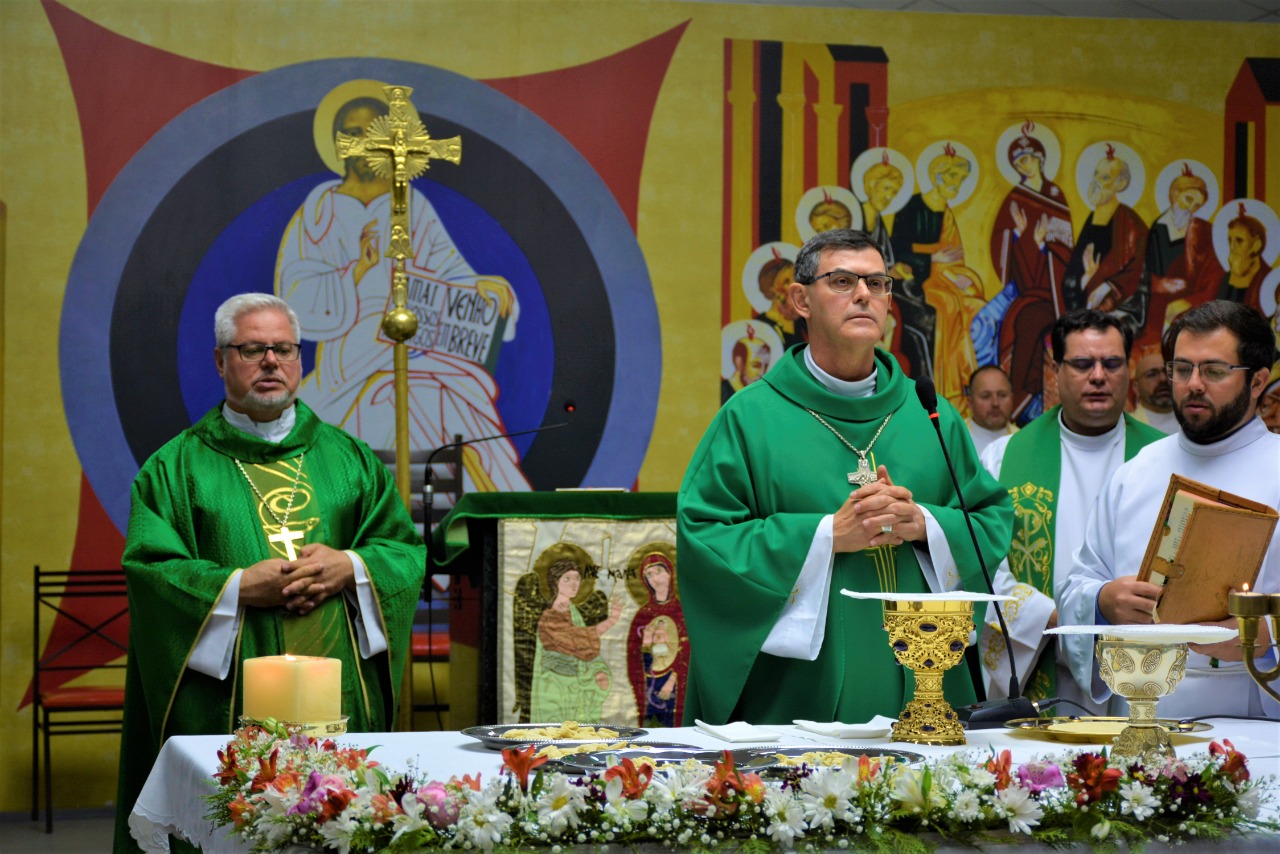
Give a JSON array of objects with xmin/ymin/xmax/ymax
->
[
  {"xmin": 842, "ymin": 591, "xmax": 1013, "ymax": 745},
  {"xmin": 1047, "ymin": 624, "xmax": 1237, "ymax": 765}
]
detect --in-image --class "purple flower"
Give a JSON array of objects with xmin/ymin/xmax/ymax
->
[
  {"xmin": 415, "ymin": 781, "xmax": 461, "ymax": 828},
  {"xmin": 1016, "ymin": 761, "xmax": 1065, "ymax": 794}
]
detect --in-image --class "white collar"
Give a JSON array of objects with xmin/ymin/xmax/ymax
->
[
  {"xmin": 1176, "ymin": 415, "xmax": 1270, "ymax": 457},
  {"xmin": 222, "ymin": 403, "xmax": 296, "ymax": 444},
  {"xmin": 804, "ymin": 346, "xmax": 877, "ymax": 398},
  {"xmin": 1058, "ymin": 409, "xmax": 1125, "ymax": 451}
]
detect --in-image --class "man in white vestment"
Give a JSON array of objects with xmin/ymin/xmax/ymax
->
[
  {"xmin": 979, "ymin": 311, "xmax": 1164, "ymax": 713},
  {"xmin": 1130, "ymin": 343, "xmax": 1179, "ymax": 434},
  {"xmin": 1058, "ymin": 300, "xmax": 1280, "ymax": 718},
  {"xmin": 965, "ymin": 365, "xmax": 1017, "ymax": 455},
  {"xmin": 276, "ymin": 91, "xmax": 531, "ymax": 494}
]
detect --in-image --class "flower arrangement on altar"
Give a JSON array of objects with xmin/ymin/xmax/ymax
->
[{"xmin": 206, "ymin": 723, "xmax": 1278, "ymax": 852}]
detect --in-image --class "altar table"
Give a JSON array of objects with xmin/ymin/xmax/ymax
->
[{"xmin": 129, "ymin": 720, "xmax": 1280, "ymax": 852}]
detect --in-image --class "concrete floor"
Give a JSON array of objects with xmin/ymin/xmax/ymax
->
[{"xmin": 0, "ymin": 808, "xmax": 116, "ymax": 852}]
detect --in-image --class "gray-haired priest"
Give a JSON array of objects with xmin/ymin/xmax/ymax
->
[
  {"xmin": 678, "ymin": 229, "xmax": 1013, "ymax": 726},
  {"xmin": 115, "ymin": 293, "xmax": 425, "ymax": 853}
]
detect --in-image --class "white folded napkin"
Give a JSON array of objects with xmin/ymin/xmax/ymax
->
[
  {"xmin": 694, "ymin": 719, "xmax": 782, "ymax": 743},
  {"xmin": 793, "ymin": 716, "xmax": 895, "ymax": 739}
]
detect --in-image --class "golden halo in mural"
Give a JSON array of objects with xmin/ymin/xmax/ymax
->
[
  {"xmin": 531, "ymin": 542, "xmax": 598, "ymax": 603},
  {"xmin": 312, "ymin": 79, "xmax": 426, "ymax": 176},
  {"xmin": 623, "ymin": 542, "xmax": 678, "ymax": 607}
]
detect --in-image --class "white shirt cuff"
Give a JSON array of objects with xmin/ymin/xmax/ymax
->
[
  {"xmin": 347, "ymin": 550, "xmax": 388, "ymax": 658},
  {"xmin": 761, "ymin": 516, "xmax": 833, "ymax": 660},
  {"xmin": 188, "ymin": 570, "xmax": 244, "ymax": 679}
]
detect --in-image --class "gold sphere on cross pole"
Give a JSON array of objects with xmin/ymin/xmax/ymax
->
[{"xmin": 381, "ymin": 306, "xmax": 418, "ymax": 343}]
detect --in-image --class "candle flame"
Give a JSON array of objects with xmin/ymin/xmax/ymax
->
[{"xmin": 1242, "ymin": 582, "xmax": 1251, "ymax": 593}]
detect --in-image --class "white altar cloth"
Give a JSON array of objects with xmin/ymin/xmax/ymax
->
[{"xmin": 130, "ymin": 720, "xmax": 1280, "ymax": 852}]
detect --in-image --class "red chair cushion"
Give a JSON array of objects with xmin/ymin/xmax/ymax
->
[
  {"xmin": 411, "ymin": 631, "xmax": 450, "ymax": 660},
  {"xmin": 39, "ymin": 686, "xmax": 126, "ymax": 710}
]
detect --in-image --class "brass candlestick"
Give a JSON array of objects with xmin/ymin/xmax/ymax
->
[
  {"xmin": 1096, "ymin": 637, "xmax": 1187, "ymax": 765},
  {"xmin": 1229, "ymin": 589, "xmax": 1280, "ymax": 706},
  {"xmin": 882, "ymin": 599, "xmax": 972, "ymax": 745}
]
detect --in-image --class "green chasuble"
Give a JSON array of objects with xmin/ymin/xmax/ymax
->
[
  {"xmin": 996, "ymin": 406, "xmax": 1163, "ymax": 702},
  {"xmin": 114, "ymin": 402, "xmax": 424, "ymax": 853},
  {"xmin": 678, "ymin": 346, "xmax": 1013, "ymax": 725}
]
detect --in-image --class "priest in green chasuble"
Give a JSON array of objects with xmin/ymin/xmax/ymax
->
[
  {"xmin": 679, "ymin": 230, "xmax": 1012, "ymax": 726},
  {"xmin": 115, "ymin": 294, "xmax": 425, "ymax": 852}
]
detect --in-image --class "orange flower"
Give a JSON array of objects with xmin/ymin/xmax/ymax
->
[
  {"xmin": 703, "ymin": 750, "xmax": 752, "ymax": 816},
  {"xmin": 1067, "ymin": 753, "xmax": 1122, "ymax": 805},
  {"xmin": 249, "ymin": 748, "xmax": 280, "ymax": 793},
  {"xmin": 1209, "ymin": 739, "xmax": 1250, "ymax": 784},
  {"xmin": 986, "ymin": 749, "xmax": 1013, "ymax": 791},
  {"xmin": 213, "ymin": 746, "xmax": 241, "ymax": 786},
  {"xmin": 452, "ymin": 773, "xmax": 483, "ymax": 791},
  {"xmin": 227, "ymin": 794, "xmax": 254, "ymax": 829},
  {"xmin": 370, "ymin": 792, "xmax": 402, "ymax": 823},
  {"xmin": 501, "ymin": 745, "xmax": 548, "ymax": 792},
  {"xmin": 269, "ymin": 770, "xmax": 303, "ymax": 794},
  {"xmin": 603, "ymin": 757, "xmax": 654, "ymax": 799},
  {"xmin": 857, "ymin": 754, "xmax": 882, "ymax": 783}
]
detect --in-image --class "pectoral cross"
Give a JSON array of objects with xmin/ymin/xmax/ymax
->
[
  {"xmin": 269, "ymin": 525, "xmax": 305, "ymax": 561},
  {"xmin": 848, "ymin": 455, "xmax": 878, "ymax": 487}
]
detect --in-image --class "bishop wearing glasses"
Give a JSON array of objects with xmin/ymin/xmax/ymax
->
[
  {"xmin": 678, "ymin": 229, "xmax": 1012, "ymax": 726},
  {"xmin": 1058, "ymin": 300, "xmax": 1280, "ymax": 719},
  {"xmin": 114, "ymin": 293, "xmax": 425, "ymax": 852}
]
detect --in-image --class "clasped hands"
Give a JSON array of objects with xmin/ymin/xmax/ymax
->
[
  {"xmin": 240, "ymin": 543, "xmax": 356, "ymax": 615},
  {"xmin": 833, "ymin": 465, "xmax": 926, "ymax": 553},
  {"xmin": 1099, "ymin": 576, "xmax": 1271, "ymax": 662}
]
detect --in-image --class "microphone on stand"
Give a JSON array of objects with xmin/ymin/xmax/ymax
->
[{"xmin": 914, "ymin": 376, "xmax": 1050, "ymax": 727}]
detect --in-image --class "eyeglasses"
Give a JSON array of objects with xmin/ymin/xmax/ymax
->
[
  {"xmin": 1060, "ymin": 356, "xmax": 1126, "ymax": 374},
  {"xmin": 224, "ymin": 342, "xmax": 302, "ymax": 362},
  {"xmin": 1165, "ymin": 360, "xmax": 1250, "ymax": 384},
  {"xmin": 805, "ymin": 270, "xmax": 894, "ymax": 296}
]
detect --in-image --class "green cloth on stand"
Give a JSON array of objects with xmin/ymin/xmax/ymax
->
[
  {"xmin": 678, "ymin": 346, "xmax": 1013, "ymax": 726},
  {"xmin": 114, "ymin": 402, "xmax": 424, "ymax": 853},
  {"xmin": 430, "ymin": 491, "xmax": 677, "ymax": 573}
]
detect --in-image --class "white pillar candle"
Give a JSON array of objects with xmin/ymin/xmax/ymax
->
[{"xmin": 242, "ymin": 655, "xmax": 342, "ymax": 722}]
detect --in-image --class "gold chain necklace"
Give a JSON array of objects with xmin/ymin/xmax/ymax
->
[
  {"xmin": 804, "ymin": 409, "xmax": 892, "ymax": 487},
  {"xmin": 234, "ymin": 453, "xmax": 306, "ymax": 559}
]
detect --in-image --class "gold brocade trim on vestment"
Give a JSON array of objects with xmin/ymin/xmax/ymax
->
[{"xmin": 1008, "ymin": 482, "xmax": 1054, "ymax": 594}]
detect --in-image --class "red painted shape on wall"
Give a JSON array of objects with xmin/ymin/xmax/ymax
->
[{"xmin": 484, "ymin": 21, "xmax": 689, "ymax": 230}]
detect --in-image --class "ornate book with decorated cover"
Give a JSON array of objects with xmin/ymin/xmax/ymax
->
[{"xmin": 1136, "ymin": 474, "xmax": 1278, "ymax": 624}]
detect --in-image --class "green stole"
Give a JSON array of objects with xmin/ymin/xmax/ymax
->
[
  {"xmin": 998, "ymin": 407, "xmax": 1157, "ymax": 702},
  {"xmin": 237, "ymin": 457, "xmax": 368, "ymax": 721}
]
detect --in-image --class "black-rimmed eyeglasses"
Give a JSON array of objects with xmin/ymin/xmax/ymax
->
[
  {"xmin": 224, "ymin": 342, "xmax": 302, "ymax": 362},
  {"xmin": 803, "ymin": 270, "xmax": 894, "ymax": 296}
]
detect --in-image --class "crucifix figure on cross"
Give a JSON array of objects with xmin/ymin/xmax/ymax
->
[
  {"xmin": 269, "ymin": 525, "xmax": 306, "ymax": 561},
  {"xmin": 848, "ymin": 456, "xmax": 878, "ymax": 487}
]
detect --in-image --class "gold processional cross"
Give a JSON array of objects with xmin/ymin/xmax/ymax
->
[{"xmin": 335, "ymin": 84, "xmax": 462, "ymax": 506}]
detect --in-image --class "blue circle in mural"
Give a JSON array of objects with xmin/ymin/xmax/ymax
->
[{"xmin": 60, "ymin": 59, "xmax": 659, "ymax": 532}]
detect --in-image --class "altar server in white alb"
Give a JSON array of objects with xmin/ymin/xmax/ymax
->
[
  {"xmin": 1058, "ymin": 300, "xmax": 1280, "ymax": 718},
  {"xmin": 978, "ymin": 310, "xmax": 1162, "ymax": 715}
]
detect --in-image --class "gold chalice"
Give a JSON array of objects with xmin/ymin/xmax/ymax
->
[
  {"xmin": 882, "ymin": 598, "xmax": 972, "ymax": 745},
  {"xmin": 1095, "ymin": 636, "xmax": 1187, "ymax": 765},
  {"xmin": 843, "ymin": 591, "xmax": 1013, "ymax": 746}
]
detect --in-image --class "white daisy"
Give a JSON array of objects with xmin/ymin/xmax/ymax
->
[
  {"xmin": 951, "ymin": 789, "xmax": 983, "ymax": 823},
  {"xmin": 457, "ymin": 787, "xmax": 514, "ymax": 850},
  {"xmin": 763, "ymin": 787, "xmax": 806, "ymax": 847},
  {"xmin": 799, "ymin": 767, "xmax": 857, "ymax": 828},
  {"xmin": 535, "ymin": 775, "xmax": 587, "ymax": 836},
  {"xmin": 996, "ymin": 785, "xmax": 1043, "ymax": 835},
  {"xmin": 1119, "ymin": 780, "xmax": 1159, "ymax": 822}
]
